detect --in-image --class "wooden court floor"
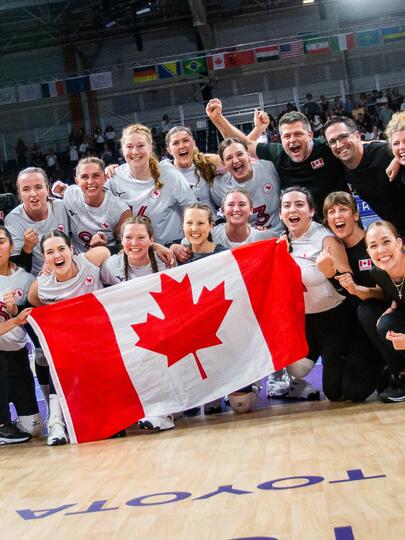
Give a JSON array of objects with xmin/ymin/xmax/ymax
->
[{"xmin": 1, "ymin": 398, "xmax": 404, "ymax": 540}]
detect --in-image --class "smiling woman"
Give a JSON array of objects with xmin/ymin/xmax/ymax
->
[
  {"xmin": 27, "ymin": 230, "xmax": 110, "ymax": 446},
  {"xmin": 62, "ymin": 157, "xmax": 131, "ymax": 254},
  {"xmin": 4, "ymin": 168, "xmax": 69, "ymax": 276},
  {"xmin": 363, "ymin": 221, "xmax": 405, "ymax": 402},
  {"xmin": 106, "ymin": 124, "xmax": 196, "ymax": 245}
]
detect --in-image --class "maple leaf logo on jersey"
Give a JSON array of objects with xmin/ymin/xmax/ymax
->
[
  {"xmin": 132, "ymin": 273, "xmax": 233, "ymax": 380},
  {"xmin": 150, "ymin": 189, "xmax": 161, "ymax": 199},
  {"xmin": 101, "ymin": 222, "xmax": 110, "ymax": 230}
]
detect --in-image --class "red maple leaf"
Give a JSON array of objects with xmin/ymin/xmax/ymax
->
[{"xmin": 131, "ymin": 273, "xmax": 233, "ymax": 380}]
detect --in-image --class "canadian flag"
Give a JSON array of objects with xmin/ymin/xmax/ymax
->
[
  {"xmin": 208, "ymin": 53, "xmax": 225, "ymax": 70},
  {"xmin": 29, "ymin": 240, "xmax": 307, "ymax": 443}
]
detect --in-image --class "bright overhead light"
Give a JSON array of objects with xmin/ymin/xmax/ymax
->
[{"xmin": 303, "ymin": 0, "xmax": 315, "ymax": 4}]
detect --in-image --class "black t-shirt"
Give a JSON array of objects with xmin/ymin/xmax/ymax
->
[
  {"xmin": 256, "ymin": 140, "xmax": 349, "ymax": 214},
  {"xmin": 329, "ymin": 237, "xmax": 375, "ymax": 309},
  {"xmin": 346, "ymin": 238, "xmax": 375, "ymax": 288},
  {"xmin": 180, "ymin": 243, "xmax": 226, "ymax": 265},
  {"xmin": 370, "ymin": 266, "xmax": 405, "ymax": 312},
  {"xmin": 345, "ymin": 142, "xmax": 405, "ymax": 235}
]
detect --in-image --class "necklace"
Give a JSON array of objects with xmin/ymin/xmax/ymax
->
[{"xmin": 390, "ymin": 274, "xmax": 405, "ymax": 300}]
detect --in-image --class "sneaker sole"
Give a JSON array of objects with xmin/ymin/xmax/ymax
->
[
  {"xmin": 381, "ymin": 395, "xmax": 405, "ymax": 403},
  {"xmin": 0, "ymin": 437, "xmax": 31, "ymax": 444},
  {"xmin": 138, "ymin": 421, "xmax": 174, "ymax": 431},
  {"xmin": 47, "ymin": 437, "xmax": 67, "ymax": 446}
]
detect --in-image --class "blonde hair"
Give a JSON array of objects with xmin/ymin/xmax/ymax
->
[
  {"xmin": 385, "ymin": 111, "xmax": 405, "ymax": 144},
  {"xmin": 365, "ymin": 220, "xmax": 400, "ymax": 245},
  {"xmin": 166, "ymin": 126, "xmax": 217, "ymax": 185},
  {"xmin": 76, "ymin": 156, "xmax": 105, "ymax": 176},
  {"xmin": 121, "ymin": 124, "xmax": 163, "ymax": 190}
]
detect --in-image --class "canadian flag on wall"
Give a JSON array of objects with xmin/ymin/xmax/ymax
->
[
  {"xmin": 29, "ymin": 241, "xmax": 307, "ymax": 444},
  {"xmin": 207, "ymin": 53, "xmax": 225, "ymax": 70}
]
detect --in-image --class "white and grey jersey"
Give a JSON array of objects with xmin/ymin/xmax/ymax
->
[
  {"xmin": 37, "ymin": 253, "xmax": 103, "ymax": 304},
  {"xmin": 63, "ymin": 185, "xmax": 130, "ymax": 254},
  {"xmin": 5, "ymin": 199, "xmax": 69, "ymax": 276},
  {"xmin": 160, "ymin": 160, "xmax": 216, "ymax": 214},
  {"xmin": 212, "ymin": 223, "xmax": 277, "ymax": 249},
  {"xmin": 106, "ymin": 163, "xmax": 197, "ymax": 244},
  {"xmin": 210, "ymin": 160, "xmax": 283, "ymax": 234},
  {"xmin": 291, "ymin": 221, "xmax": 345, "ymax": 314},
  {"xmin": 0, "ymin": 267, "xmax": 34, "ymax": 351},
  {"xmin": 101, "ymin": 252, "xmax": 166, "ymax": 285}
]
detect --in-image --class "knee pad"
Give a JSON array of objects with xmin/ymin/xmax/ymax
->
[
  {"xmin": 287, "ymin": 357, "xmax": 315, "ymax": 378},
  {"xmin": 228, "ymin": 385, "xmax": 259, "ymax": 413},
  {"xmin": 35, "ymin": 347, "xmax": 48, "ymax": 367}
]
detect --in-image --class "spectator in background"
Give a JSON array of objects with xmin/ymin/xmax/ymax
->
[
  {"xmin": 390, "ymin": 88, "xmax": 403, "ymax": 112},
  {"xmin": 303, "ymin": 93, "xmax": 320, "ymax": 120},
  {"xmin": 30, "ymin": 143, "xmax": 43, "ymax": 168},
  {"xmin": 79, "ymin": 139, "xmax": 88, "ymax": 158},
  {"xmin": 344, "ymin": 94, "xmax": 355, "ymax": 118},
  {"xmin": 364, "ymin": 124, "xmax": 384, "ymax": 141},
  {"xmin": 15, "ymin": 139, "xmax": 27, "ymax": 169},
  {"xmin": 105, "ymin": 125, "xmax": 116, "ymax": 154},
  {"xmin": 101, "ymin": 143, "xmax": 113, "ymax": 165},
  {"xmin": 68, "ymin": 144, "xmax": 79, "ymax": 179},
  {"xmin": 379, "ymin": 102, "xmax": 394, "ymax": 130},
  {"xmin": 45, "ymin": 148, "xmax": 58, "ymax": 181},
  {"xmin": 161, "ymin": 114, "xmax": 171, "ymax": 137},
  {"xmin": 319, "ymin": 95, "xmax": 331, "ymax": 121},
  {"xmin": 94, "ymin": 127, "xmax": 105, "ymax": 156}
]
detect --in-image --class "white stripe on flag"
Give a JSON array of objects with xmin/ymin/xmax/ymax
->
[{"xmin": 94, "ymin": 250, "xmax": 274, "ymax": 416}]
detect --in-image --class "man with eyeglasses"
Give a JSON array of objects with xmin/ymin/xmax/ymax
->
[
  {"xmin": 206, "ymin": 98, "xmax": 349, "ymax": 215},
  {"xmin": 324, "ymin": 116, "xmax": 405, "ymax": 236}
]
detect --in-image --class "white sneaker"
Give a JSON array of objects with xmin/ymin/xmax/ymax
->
[
  {"xmin": 283, "ymin": 378, "xmax": 320, "ymax": 401},
  {"xmin": 16, "ymin": 414, "xmax": 44, "ymax": 437},
  {"xmin": 47, "ymin": 419, "xmax": 67, "ymax": 446},
  {"xmin": 47, "ymin": 394, "xmax": 67, "ymax": 445},
  {"xmin": 138, "ymin": 415, "xmax": 175, "ymax": 431},
  {"xmin": 266, "ymin": 369, "xmax": 291, "ymax": 398}
]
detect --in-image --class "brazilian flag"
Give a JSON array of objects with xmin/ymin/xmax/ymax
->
[{"xmin": 181, "ymin": 57, "xmax": 208, "ymax": 75}]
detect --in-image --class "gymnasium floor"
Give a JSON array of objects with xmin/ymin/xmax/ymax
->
[{"xmin": 1, "ymin": 366, "xmax": 404, "ymax": 540}]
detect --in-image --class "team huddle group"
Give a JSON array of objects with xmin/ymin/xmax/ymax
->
[{"xmin": 1, "ymin": 97, "xmax": 405, "ymax": 447}]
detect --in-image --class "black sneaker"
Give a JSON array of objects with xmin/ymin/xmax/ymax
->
[
  {"xmin": 380, "ymin": 378, "xmax": 405, "ymax": 403},
  {"xmin": 0, "ymin": 423, "xmax": 32, "ymax": 445}
]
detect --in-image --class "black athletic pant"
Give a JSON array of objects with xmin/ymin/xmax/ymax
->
[
  {"xmin": 357, "ymin": 299, "xmax": 405, "ymax": 378},
  {"xmin": 0, "ymin": 346, "xmax": 39, "ymax": 424},
  {"xmin": 306, "ymin": 301, "xmax": 378, "ymax": 402},
  {"xmin": 26, "ymin": 323, "xmax": 50, "ymax": 385}
]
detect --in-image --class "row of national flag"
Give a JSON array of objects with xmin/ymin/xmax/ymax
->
[
  {"xmin": 0, "ymin": 72, "xmax": 113, "ymax": 106},
  {"xmin": 133, "ymin": 23, "xmax": 405, "ymax": 83}
]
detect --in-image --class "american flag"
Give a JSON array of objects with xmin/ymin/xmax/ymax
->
[{"xmin": 280, "ymin": 41, "xmax": 304, "ymax": 58}]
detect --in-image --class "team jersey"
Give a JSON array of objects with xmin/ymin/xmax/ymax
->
[
  {"xmin": 63, "ymin": 185, "xmax": 130, "ymax": 254},
  {"xmin": 0, "ymin": 267, "xmax": 34, "ymax": 351},
  {"xmin": 101, "ymin": 251, "xmax": 166, "ymax": 285},
  {"xmin": 210, "ymin": 160, "xmax": 284, "ymax": 235},
  {"xmin": 106, "ymin": 163, "xmax": 197, "ymax": 244},
  {"xmin": 160, "ymin": 160, "xmax": 216, "ymax": 214},
  {"xmin": 291, "ymin": 221, "xmax": 345, "ymax": 314},
  {"xmin": 5, "ymin": 199, "xmax": 69, "ymax": 276},
  {"xmin": 212, "ymin": 223, "xmax": 277, "ymax": 249},
  {"xmin": 37, "ymin": 253, "xmax": 102, "ymax": 304}
]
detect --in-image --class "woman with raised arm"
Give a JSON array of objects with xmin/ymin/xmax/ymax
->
[
  {"xmin": 211, "ymin": 138, "xmax": 283, "ymax": 236},
  {"xmin": 28, "ymin": 231, "xmax": 109, "ymax": 445}
]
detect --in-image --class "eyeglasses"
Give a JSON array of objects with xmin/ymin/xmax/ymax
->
[{"xmin": 327, "ymin": 131, "xmax": 356, "ymax": 147}]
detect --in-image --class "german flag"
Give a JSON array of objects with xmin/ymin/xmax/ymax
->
[{"xmin": 133, "ymin": 66, "xmax": 157, "ymax": 83}]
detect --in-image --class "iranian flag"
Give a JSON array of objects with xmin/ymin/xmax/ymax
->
[
  {"xmin": 29, "ymin": 240, "xmax": 307, "ymax": 444},
  {"xmin": 305, "ymin": 37, "xmax": 331, "ymax": 54}
]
